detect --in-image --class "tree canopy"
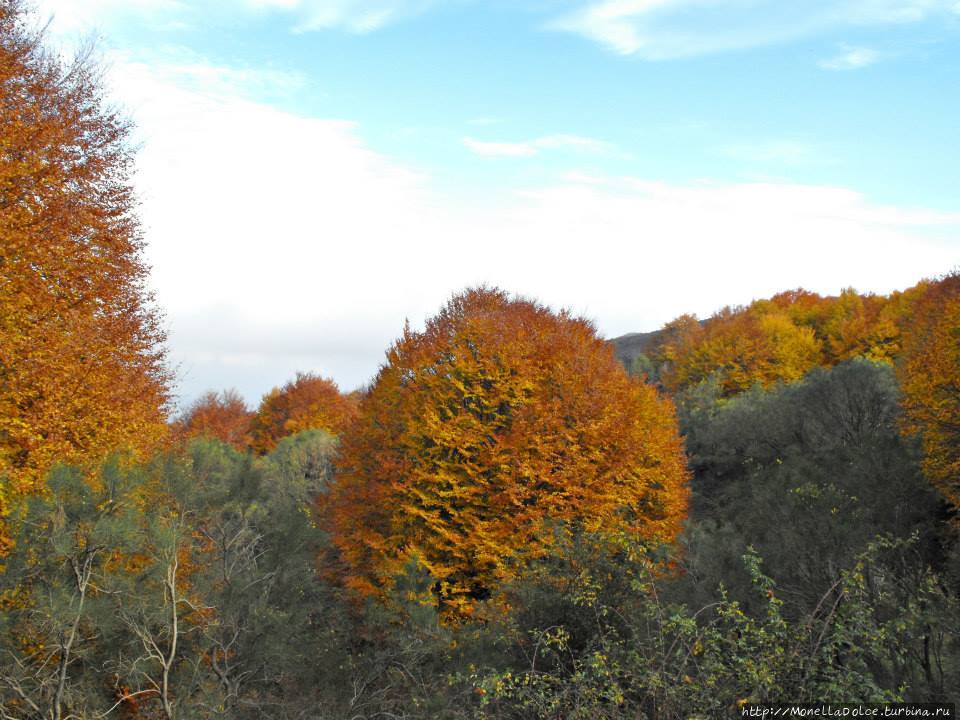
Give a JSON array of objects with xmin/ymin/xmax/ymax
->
[
  {"xmin": 648, "ymin": 287, "xmax": 920, "ymax": 396},
  {"xmin": 173, "ymin": 389, "xmax": 253, "ymax": 451},
  {"xmin": 898, "ymin": 273, "xmax": 960, "ymax": 514},
  {"xmin": 249, "ymin": 372, "xmax": 357, "ymax": 454},
  {"xmin": 323, "ymin": 287, "xmax": 690, "ymax": 612},
  {"xmin": 0, "ymin": 0, "xmax": 170, "ymax": 546}
]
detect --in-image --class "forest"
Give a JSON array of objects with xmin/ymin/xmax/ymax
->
[{"xmin": 1, "ymin": 0, "xmax": 958, "ymax": 717}]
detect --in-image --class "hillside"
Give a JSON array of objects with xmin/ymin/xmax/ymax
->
[{"xmin": 608, "ymin": 329, "xmax": 662, "ymax": 367}]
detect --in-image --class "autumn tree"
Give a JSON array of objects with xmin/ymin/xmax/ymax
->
[
  {"xmin": 0, "ymin": 0, "xmax": 169, "ymax": 537},
  {"xmin": 173, "ymin": 389, "xmax": 252, "ymax": 451},
  {"xmin": 898, "ymin": 273, "xmax": 960, "ymax": 513},
  {"xmin": 323, "ymin": 288, "xmax": 690, "ymax": 613},
  {"xmin": 814, "ymin": 289, "xmax": 900, "ymax": 363},
  {"xmin": 249, "ymin": 372, "xmax": 357, "ymax": 454},
  {"xmin": 657, "ymin": 305, "xmax": 821, "ymax": 395}
]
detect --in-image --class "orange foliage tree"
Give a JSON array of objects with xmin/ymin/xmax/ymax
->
[
  {"xmin": 173, "ymin": 389, "xmax": 253, "ymax": 451},
  {"xmin": 813, "ymin": 289, "xmax": 900, "ymax": 363},
  {"xmin": 249, "ymin": 372, "xmax": 357, "ymax": 453},
  {"xmin": 650, "ymin": 286, "xmax": 926, "ymax": 397},
  {"xmin": 323, "ymin": 288, "xmax": 689, "ymax": 612},
  {"xmin": 0, "ymin": 1, "xmax": 169, "ymax": 538},
  {"xmin": 897, "ymin": 273, "xmax": 960, "ymax": 513},
  {"xmin": 657, "ymin": 305, "xmax": 821, "ymax": 395}
]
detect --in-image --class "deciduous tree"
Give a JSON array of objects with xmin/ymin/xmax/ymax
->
[
  {"xmin": 658, "ymin": 306, "xmax": 821, "ymax": 395},
  {"xmin": 173, "ymin": 389, "xmax": 252, "ymax": 451},
  {"xmin": 0, "ymin": 0, "xmax": 170, "ymax": 542},
  {"xmin": 323, "ymin": 288, "xmax": 689, "ymax": 613},
  {"xmin": 898, "ymin": 273, "xmax": 960, "ymax": 513},
  {"xmin": 249, "ymin": 373, "xmax": 356, "ymax": 454}
]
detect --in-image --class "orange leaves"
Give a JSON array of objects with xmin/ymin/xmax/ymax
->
[
  {"xmin": 172, "ymin": 376, "xmax": 357, "ymax": 455},
  {"xmin": 249, "ymin": 373, "xmax": 357, "ymax": 454},
  {"xmin": 322, "ymin": 288, "xmax": 690, "ymax": 612},
  {"xmin": 0, "ymin": 2, "xmax": 170, "ymax": 541},
  {"xmin": 173, "ymin": 390, "xmax": 253, "ymax": 451},
  {"xmin": 897, "ymin": 273, "xmax": 960, "ymax": 512}
]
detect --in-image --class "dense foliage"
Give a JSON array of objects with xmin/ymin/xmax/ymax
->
[
  {"xmin": 0, "ymin": 0, "xmax": 170, "ymax": 547},
  {"xmin": 898, "ymin": 273, "xmax": 960, "ymax": 514},
  {"xmin": 173, "ymin": 389, "xmax": 254, "ymax": 451},
  {"xmin": 171, "ymin": 377, "xmax": 357, "ymax": 455},
  {"xmin": 646, "ymin": 286, "xmax": 921, "ymax": 396},
  {"xmin": 1, "ymin": 405, "xmax": 955, "ymax": 717},
  {"xmin": 324, "ymin": 288, "xmax": 689, "ymax": 613},
  {"xmin": 249, "ymin": 372, "xmax": 358, "ymax": 454},
  {"xmin": 676, "ymin": 359, "xmax": 945, "ymax": 613},
  {"xmin": 0, "ymin": 433, "xmax": 351, "ymax": 718},
  {"xmin": 1, "ymin": 2, "xmax": 958, "ymax": 716}
]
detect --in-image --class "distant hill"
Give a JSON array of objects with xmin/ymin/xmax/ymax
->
[{"xmin": 609, "ymin": 330, "xmax": 662, "ymax": 368}]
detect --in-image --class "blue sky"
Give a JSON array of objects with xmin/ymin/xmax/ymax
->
[{"xmin": 35, "ymin": 0, "xmax": 960, "ymax": 407}]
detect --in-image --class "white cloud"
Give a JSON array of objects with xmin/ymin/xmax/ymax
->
[
  {"xmin": 35, "ymin": 0, "xmax": 448, "ymax": 36},
  {"xmin": 33, "ymin": 0, "xmax": 184, "ymax": 35},
  {"xmin": 106, "ymin": 54, "xmax": 442, "ymax": 402},
  {"xmin": 244, "ymin": 0, "xmax": 446, "ymax": 33},
  {"xmin": 819, "ymin": 46, "xmax": 881, "ymax": 70},
  {"xmin": 35, "ymin": 0, "xmax": 960, "ymax": 51},
  {"xmin": 463, "ymin": 134, "xmax": 614, "ymax": 158},
  {"xmin": 550, "ymin": 0, "xmax": 958, "ymax": 58},
  {"xmin": 99, "ymin": 53, "xmax": 958, "ymax": 407}
]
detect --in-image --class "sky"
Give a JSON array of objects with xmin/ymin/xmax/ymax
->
[{"xmin": 33, "ymin": 0, "xmax": 960, "ymax": 409}]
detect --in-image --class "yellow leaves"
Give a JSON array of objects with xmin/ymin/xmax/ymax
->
[
  {"xmin": 322, "ymin": 287, "xmax": 690, "ymax": 615},
  {"xmin": 654, "ymin": 286, "xmax": 927, "ymax": 397},
  {"xmin": 897, "ymin": 273, "xmax": 960, "ymax": 512}
]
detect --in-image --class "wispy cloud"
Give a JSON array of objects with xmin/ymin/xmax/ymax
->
[
  {"xmin": 819, "ymin": 45, "xmax": 881, "ymax": 70},
  {"xmin": 37, "ymin": 0, "xmax": 451, "ymax": 35},
  {"xmin": 463, "ymin": 134, "xmax": 614, "ymax": 158},
  {"xmin": 105, "ymin": 52, "xmax": 958, "ymax": 404},
  {"xmin": 549, "ymin": 0, "xmax": 959, "ymax": 59},
  {"xmin": 245, "ymin": 0, "xmax": 447, "ymax": 33},
  {"xmin": 109, "ymin": 47, "xmax": 308, "ymax": 101},
  {"xmin": 34, "ymin": 0, "xmax": 184, "ymax": 35},
  {"xmin": 37, "ymin": 0, "xmax": 960, "ymax": 47}
]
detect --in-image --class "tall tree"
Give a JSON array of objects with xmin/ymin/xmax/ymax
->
[
  {"xmin": 0, "ymin": 0, "xmax": 169, "ymax": 540},
  {"xmin": 324, "ymin": 288, "xmax": 689, "ymax": 613}
]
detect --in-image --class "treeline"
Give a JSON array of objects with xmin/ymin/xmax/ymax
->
[
  {"xmin": 2, "ymin": 1, "xmax": 960, "ymax": 717},
  {"xmin": 173, "ymin": 373, "xmax": 359, "ymax": 454},
  {"xmin": 630, "ymin": 275, "xmax": 960, "ymax": 509},
  {"xmin": 1, "ymin": 358, "xmax": 957, "ymax": 717}
]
